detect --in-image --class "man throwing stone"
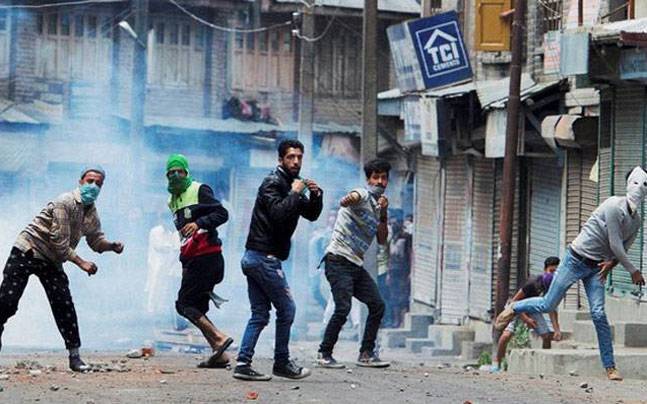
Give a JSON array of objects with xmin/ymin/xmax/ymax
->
[
  {"xmin": 0, "ymin": 167, "xmax": 124, "ymax": 371},
  {"xmin": 496, "ymin": 166, "xmax": 647, "ymax": 381},
  {"xmin": 317, "ymin": 158, "xmax": 390, "ymax": 369},
  {"xmin": 233, "ymin": 139, "xmax": 323, "ymax": 381}
]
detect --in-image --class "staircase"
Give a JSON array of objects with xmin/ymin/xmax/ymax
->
[{"xmin": 509, "ymin": 309, "xmax": 647, "ymax": 379}]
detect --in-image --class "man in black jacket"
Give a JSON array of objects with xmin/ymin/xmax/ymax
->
[{"xmin": 233, "ymin": 139, "xmax": 323, "ymax": 381}]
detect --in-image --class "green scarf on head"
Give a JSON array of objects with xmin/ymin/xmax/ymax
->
[{"xmin": 166, "ymin": 153, "xmax": 193, "ymax": 195}]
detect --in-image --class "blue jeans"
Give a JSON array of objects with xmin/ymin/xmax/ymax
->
[
  {"xmin": 237, "ymin": 250, "xmax": 296, "ymax": 366},
  {"xmin": 513, "ymin": 249, "xmax": 614, "ymax": 369}
]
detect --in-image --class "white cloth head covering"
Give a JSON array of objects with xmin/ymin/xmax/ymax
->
[{"xmin": 626, "ymin": 166, "xmax": 647, "ymax": 211}]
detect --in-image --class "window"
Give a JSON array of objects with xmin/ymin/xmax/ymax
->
[
  {"xmin": 36, "ymin": 12, "xmax": 113, "ymax": 81},
  {"xmin": 231, "ymin": 25, "xmax": 295, "ymax": 92},
  {"xmin": 0, "ymin": 10, "xmax": 9, "ymax": 78},
  {"xmin": 314, "ymin": 25, "xmax": 361, "ymax": 97},
  {"xmin": 475, "ymin": 0, "xmax": 512, "ymax": 51},
  {"xmin": 541, "ymin": 0, "xmax": 563, "ymax": 33},
  {"xmin": 147, "ymin": 18, "xmax": 205, "ymax": 87}
]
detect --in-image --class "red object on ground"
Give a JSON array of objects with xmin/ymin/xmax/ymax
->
[{"xmin": 245, "ymin": 391, "xmax": 259, "ymax": 400}]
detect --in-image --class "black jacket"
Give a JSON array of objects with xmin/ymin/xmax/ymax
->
[{"xmin": 245, "ymin": 166, "xmax": 323, "ymax": 260}]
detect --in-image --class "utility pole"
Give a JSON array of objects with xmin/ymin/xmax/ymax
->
[
  {"xmin": 130, "ymin": 0, "xmax": 148, "ymax": 149},
  {"xmin": 294, "ymin": 0, "xmax": 316, "ymax": 339},
  {"xmin": 298, "ymin": 0, "xmax": 315, "ymax": 171},
  {"xmin": 361, "ymin": 0, "xmax": 378, "ymax": 163},
  {"xmin": 495, "ymin": 0, "xmax": 526, "ymax": 318},
  {"xmin": 421, "ymin": 0, "xmax": 434, "ymax": 17}
]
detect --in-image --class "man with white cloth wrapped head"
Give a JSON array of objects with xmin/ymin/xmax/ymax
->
[{"xmin": 496, "ymin": 166, "xmax": 647, "ymax": 381}]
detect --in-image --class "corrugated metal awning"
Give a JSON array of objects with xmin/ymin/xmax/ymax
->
[
  {"xmin": 143, "ymin": 115, "xmax": 360, "ymax": 135},
  {"xmin": 541, "ymin": 114, "xmax": 598, "ymax": 149},
  {"xmin": 591, "ymin": 17, "xmax": 647, "ymax": 46},
  {"xmin": 476, "ymin": 74, "xmax": 562, "ymax": 109},
  {"xmin": 0, "ymin": 99, "xmax": 45, "ymax": 125}
]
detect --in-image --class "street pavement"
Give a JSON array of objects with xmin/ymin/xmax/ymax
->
[{"xmin": 0, "ymin": 341, "xmax": 644, "ymax": 403}]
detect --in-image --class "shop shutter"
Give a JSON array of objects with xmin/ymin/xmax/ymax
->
[
  {"xmin": 528, "ymin": 158, "xmax": 563, "ymax": 278},
  {"xmin": 441, "ymin": 156, "xmax": 469, "ymax": 323},
  {"xmin": 468, "ymin": 158, "xmax": 495, "ymax": 320},
  {"xmin": 611, "ymin": 87, "xmax": 644, "ymax": 293},
  {"xmin": 412, "ymin": 155, "xmax": 443, "ymax": 307}
]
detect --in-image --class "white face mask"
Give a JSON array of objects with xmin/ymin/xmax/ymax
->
[
  {"xmin": 367, "ymin": 184, "xmax": 385, "ymax": 197},
  {"xmin": 626, "ymin": 166, "xmax": 647, "ymax": 211}
]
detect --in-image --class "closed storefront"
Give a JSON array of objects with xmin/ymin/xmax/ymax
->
[
  {"xmin": 467, "ymin": 158, "xmax": 495, "ymax": 321},
  {"xmin": 441, "ymin": 156, "xmax": 470, "ymax": 323},
  {"xmin": 527, "ymin": 158, "xmax": 563, "ymax": 277},
  {"xmin": 412, "ymin": 155, "xmax": 443, "ymax": 308},
  {"xmin": 563, "ymin": 148, "xmax": 597, "ymax": 310},
  {"xmin": 610, "ymin": 87, "xmax": 645, "ymax": 295}
]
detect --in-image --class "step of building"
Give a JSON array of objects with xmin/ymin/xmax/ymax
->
[
  {"xmin": 528, "ymin": 331, "xmax": 573, "ymax": 349},
  {"xmin": 378, "ymin": 313, "xmax": 435, "ymax": 349},
  {"xmin": 461, "ymin": 341, "xmax": 492, "ymax": 360},
  {"xmin": 614, "ymin": 322, "xmax": 647, "ymax": 347},
  {"xmin": 405, "ymin": 338, "xmax": 436, "ymax": 353},
  {"xmin": 558, "ymin": 310, "xmax": 591, "ymax": 333},
  {"xmin": 508, "ymin": 348, "xmax": 647, "ymax": 379},
  {"xmin": 418, "ymin": 326, "xmax": 475, "ymax": 357},
  {"xmin": 572, "ymin": 320, "xmax": 615, "ymax": 345}
]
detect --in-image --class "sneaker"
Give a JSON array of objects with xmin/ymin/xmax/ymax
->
[
  {"xmin": 273, "ymin": 359, "xmax": 312, "ymax": 379},
  {"xmin": 356, "ymin": 351, "xmax": 390, "ymax": 368},
  {"xmin": 232, "ymin": 364, "xmax": 272, "ymax": 381},
  {"xmin": 316, "ymin": 352, "xmax": 345, "ymax": 369},
  {"xmin": 69, "ymin": 355, "xmax": 91, "ymax": 372},
  {"xmin": 606, "ymin": 367, "xmax": 623, "ymax": 381},
  {"xmin": 495, "ymin": 305, "xmax": 516, "ymax": 331}
]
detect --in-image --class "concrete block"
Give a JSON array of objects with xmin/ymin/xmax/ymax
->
[
  {"xmin": 461, "ymin": 341, "xmax": 492, "ymax": 360},
  {"xmin": 614, "ymin": 322, "xmax": 647, "ymax": 348},
  {"xmin": 558, "ymin": 310, "xmax": 591, "ymax": 333},
  {"xmin": 572, "ymin": 320, "xmax": 614, "ymax": 345},
  {"xmin": 379, "ymin": 329, "xmax": 411, "ymax": 348},
  {"xmin": 405, "ymin": 338, "xmax": 436, "ymax": 353},
  {"xmin": 403, "ymin": 313, "xmax": 435, "ymax": 336},
  {"xmin": 508, "ymin": 348, "xmax": 647, "ymax": 380}
]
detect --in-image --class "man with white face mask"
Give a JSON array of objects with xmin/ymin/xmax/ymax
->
[
  {"xmin": 496, "ymin": 166, "xmax": 647, "ymax": 381},
  {"xmin": 317, "ymin": 158, "xmax": 391, "ymax": 369}
]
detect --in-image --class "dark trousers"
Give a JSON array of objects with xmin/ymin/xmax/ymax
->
[
  {"xmin": 319, "ymin": 254, "xmax": 385, "ymax": 355},
  {"xmin": 175, "ymin": 253, "xmax": 224, "ymax": 322},
  {"xmin": 237, "ymin": 250, "xmax": 296, "ymax": 366},
  {"xmin": 0, "ymin": 248, "xmax": 80, "ymax": 349}
]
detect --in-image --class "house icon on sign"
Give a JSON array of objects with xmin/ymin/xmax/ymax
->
[{"xmin": 423, "ymin": 29, "xmax": 460, "ymax": 67}]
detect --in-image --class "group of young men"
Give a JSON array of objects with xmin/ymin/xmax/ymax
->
[
  {"xmin": 0, "ymin": 139, "xmax": 392, "ymax": 381},
  {"xmin": 1, "ymin": 138, "xmax": 646, "ymax": 382}
]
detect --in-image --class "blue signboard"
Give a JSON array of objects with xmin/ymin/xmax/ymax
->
[{"xmin": 407, "ymin": 11, "xmax": 472, "ymax": 89}]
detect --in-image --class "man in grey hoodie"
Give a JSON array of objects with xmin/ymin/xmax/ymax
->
[{"xmin": 496, "ymin": 166, "xmax": 647, "ymax": 381}]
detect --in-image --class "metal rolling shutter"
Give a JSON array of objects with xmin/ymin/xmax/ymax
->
[
  {"xmin": 528, "ymin": 158, "xmax": 562, "ymax": 277},
  {"xmin": 611, "ymin": 87, "xmax": 644, "ymax": 293},
  {"xmin": 563, "ymin": 149, "xmax": 598, "ymax": 310},
  {"xmin": 412, "ymin": 155, "xmax": 443, "ymax": 307},
  {"xmin": 563, "ymin": 150, "xmax": 583, "ymax": 310},
  {"xmin": 491, "ymin": 160, "xmax": 521, "ymax": 304},
  {"xmin": 441, "ymin": 156, "xmax": 469, "ymax": 323},
  {"xmin": 468, "ymin": 158, "xmax": 495, "ymax": 320}
]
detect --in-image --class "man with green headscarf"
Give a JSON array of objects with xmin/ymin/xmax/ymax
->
[{"xmin": 165, "ymin": 154, "xmax": 233, "ymax": 368}]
